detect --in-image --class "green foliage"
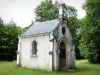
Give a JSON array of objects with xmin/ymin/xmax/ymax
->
[
  {"xmin": 78, "ymin": 18, "xmax": 89, "ymax": 58},
  {"xmin": 68, "ymin": 16, "xmax": 80, "ymax": 59},
  {"xmin": 0, "ymin": 18, "xmax": 5, "ymax": 55},
  {"xmin": 35, "ymin": 0, "xmax": 58, "ymax": 22},
  {"xmin": 35, "ymin": 0, "xmax": 77, "ymax": 22},
  {"xmin": 67, "ymin": 5, "xmax": 77, "ymax": 17},
  {"xmin": 0, "ymin": 19, "xmax": 24, "ymax": 61},
  {"xmin": 0, "ymin": 18, "xmax": 3, "ymax": 24},
  {"xmin": 79, "ymin": 0, "xmax": 100, "ymax": 63},
  {"xmin": 67, "ymin": 6, "xmax": 78, "ymax": 39},
  {"xmin": 68, "ymin": 16, "xmax": 78, "ymax": 38},
  {"xmin": 67, "ymin": 9, "xmax": 84, "ymax": 59}
]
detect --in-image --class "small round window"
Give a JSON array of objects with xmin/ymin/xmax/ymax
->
[{"xmin": 62, "ymin": 27, "xmax": 66, "ymax": 35}]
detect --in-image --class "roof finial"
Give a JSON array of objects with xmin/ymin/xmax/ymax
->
[
  {"xmin": 57, "ymin": 0, "xmax": 68, "ymax": 21},
  {"xmin": 31, "ymin": 20, "xmax": 34, "ymax": 25}
]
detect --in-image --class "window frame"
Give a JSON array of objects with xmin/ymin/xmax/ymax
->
[{"xmin": 31, "ymin": 40, "xmax": 38, "ymax": 57}]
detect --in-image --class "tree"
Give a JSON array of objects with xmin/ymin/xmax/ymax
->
[
  {"xmin": 0, "ymin": 20, "xmax": 24, "ymax": 61},
  {"xmin": 0, "ymin": 18, "xmax": 4, "ymax": 60},
  {"xmin": 67, "ymin": 6, "xmax": 84, "ymax": 59},
  {"xmin": 78, "ymin": 17, "xmax": 88, "ymax": 59},
  {"xmin": 35, "ymin": 0, "xmax": 77, "ymax": 22},
  {"xmin": 0, "ymin": 18, "xmax": 3, "ymax": 24},
  {"xmin": 67, "ymin": 5, "xmax": 77, "ymax": 17},
  {"xmin": 35, "ymin": 0, "xmax": 58, "ymax": 22},
  {"xmin": 79, "ymin": 0, "xmax": 100, "ymax": 63}
]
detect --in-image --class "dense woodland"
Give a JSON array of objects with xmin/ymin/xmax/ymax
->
[
  {"xmin": 0, "ymin": 19, "xmax": 24, "ymax": 61},
  {"xmin": 0, "ymin": 0, "xmax": 100, "ymax": 64}
]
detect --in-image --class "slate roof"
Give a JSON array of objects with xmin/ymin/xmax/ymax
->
[{"xmin": 21, "ymin": 19, "xmax": 59, "ymax": 36}]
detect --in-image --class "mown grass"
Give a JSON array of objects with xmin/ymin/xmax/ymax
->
[{"xmin": 0, "ymin": 60, "xmax": 100, "ymax": 75}]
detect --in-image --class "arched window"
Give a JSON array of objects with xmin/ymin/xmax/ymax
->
[
  {"xmin": 62, "ymin": 27, "xmax": 66, "ymax": 35},
  {"xmin": 32, "ymin": 40, "xmax": 37, "ymax": 55}
]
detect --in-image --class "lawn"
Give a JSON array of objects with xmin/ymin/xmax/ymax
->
[{"xmin": 0, "ymin": 60, "xmax": 100, "ymax": 75}]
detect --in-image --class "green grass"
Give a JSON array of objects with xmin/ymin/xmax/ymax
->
[{"xmin": 0, "ymin": 60, "xmax": 100, "ymax": 75}]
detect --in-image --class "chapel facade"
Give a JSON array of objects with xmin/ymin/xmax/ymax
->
[{"xmin": 17, "ymin": 2, "xmax": 75, "ymax": 71}]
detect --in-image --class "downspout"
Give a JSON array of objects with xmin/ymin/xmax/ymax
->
[
  {"xmin": 19, "ymin": 37, "xmax": 22, "ymax": 66},
  {"xmin": 52, "ymin": 37, "xmax": 54, "ymax": 70}
]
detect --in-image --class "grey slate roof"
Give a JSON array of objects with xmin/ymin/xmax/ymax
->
[{"xmin": 21, "ymin": 19, "xmax": 59, "ymax": 36}]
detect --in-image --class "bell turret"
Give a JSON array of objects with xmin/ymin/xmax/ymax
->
[{"xmin": 58, "ymin": 3, "xmax": 68, "ymax": 21}]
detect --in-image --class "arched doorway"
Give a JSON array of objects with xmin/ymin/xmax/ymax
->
[{"xmin": 59, "ymin": 41, "xmax": 66, "ymax": 69}]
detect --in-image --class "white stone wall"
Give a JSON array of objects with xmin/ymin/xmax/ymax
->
[
  {"xmin": 17, "ymin": 22, "xmax": 75, "ymax": 71},
  {"xmin": 53, "ymin": 23, "xmax": 75, "ymax": 69},
  {"xmin": 17, "ymin": 35, "xmax": 53, "ymax": 71}
]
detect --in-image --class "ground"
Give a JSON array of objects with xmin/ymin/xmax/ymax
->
[{"xmin": 0, "ymin": 60, "xmax": 100, "ymax": 75}]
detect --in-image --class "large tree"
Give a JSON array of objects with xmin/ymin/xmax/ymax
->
[
  {"xmin": 35, "ymin": 0, "xmax": 58, "ymax": 22},
  {"xmin": 35, "ymin": 0, "xmax": 77, "ymax": 22},
  {"xmin": 0, "ymin": 19, "xmax": 24, "ymax": 61},
  {"xmin": 79, "ymin": 0, "xmax": 100, "ymax": 63},
  {"xmin": 0, "ymin": 18, "xmax": 4, "ymax": 59}
]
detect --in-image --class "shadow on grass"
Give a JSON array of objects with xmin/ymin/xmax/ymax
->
[
  {"xmin": 15, "ymin": 66, "xmax": 91, "ymax": 74},
  {"xmin": 54, "ymin": 67, "xmax": 91, "ymax": 74}
]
